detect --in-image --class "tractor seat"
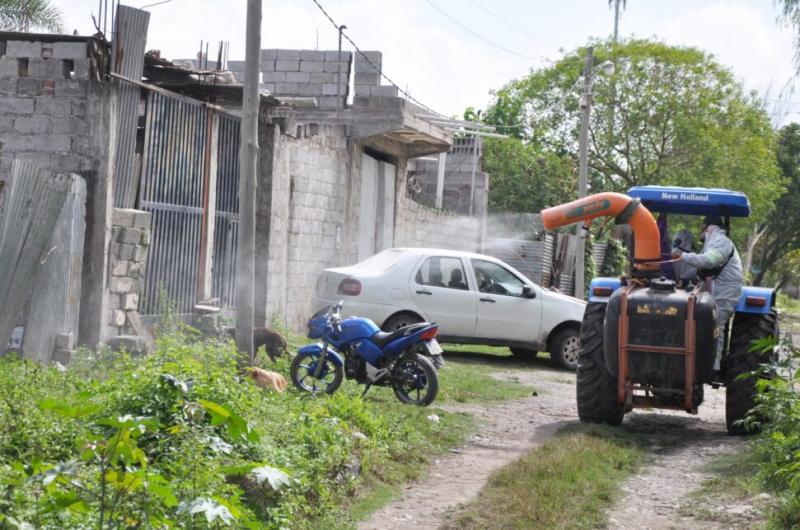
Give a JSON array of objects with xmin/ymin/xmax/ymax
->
[{"xmin": 371, "ymin": 323, "xmax": 430, "ymax": 348}]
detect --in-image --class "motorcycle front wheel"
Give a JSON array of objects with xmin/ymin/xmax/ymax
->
[
  {"xmin": 290, "ymin": 351, "xmax": 344, "ymax": 395},
  {"xmin": 391, "ymin": 353, "xmax": 439, "ymax": 406}
]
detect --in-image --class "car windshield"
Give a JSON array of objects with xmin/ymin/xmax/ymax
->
[{"xmin": 354, "ymin": 249, "xmax": 407, "ymax": 273}]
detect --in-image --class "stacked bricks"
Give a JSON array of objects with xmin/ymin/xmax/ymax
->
[
  {"xmin": 353, "ymin": 50, "xmax": 397, "ymax": 98},
  {"xmin": 108, "ymin": 208, "xmax": 152, "ymax": 337},
  {"xmin": 0, "ymin": 38, "xmax": 93, "ymax": 182},
  {"xmin": 230, "ymin": 49, "xmax": 352, "ymax": 108}
]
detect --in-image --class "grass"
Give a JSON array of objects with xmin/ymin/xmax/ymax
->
[
  {"xmin": 442, "ymin": 425, "xmax": 646, "ymax": 530},
  {"xmin": 777, "ymin": 292, "xmax": 800, "ymax": 315}
]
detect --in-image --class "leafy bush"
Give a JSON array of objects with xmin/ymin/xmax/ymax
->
[
  {"xmin": 750, "ymin": 336, "xmax": 800, "ymax": 528},
  {"xmin": 0, "ymin": 327, "xmax": 471, "ymax": 529}
]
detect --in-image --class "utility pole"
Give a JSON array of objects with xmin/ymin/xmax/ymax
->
[
  {"xmin": 236, "ymin": 0, "xmax": 261, "ymax": 366},
  {"xmin": 337, "ymin": 25, "xmax": 347, "ymax": 109},
  {"xmin": 574, "ymin": 46, "xmax": 594, "ymax": 301},
  {"xmin": 613, "ymin": 0, "xmax": 621, "ymax": 42}
]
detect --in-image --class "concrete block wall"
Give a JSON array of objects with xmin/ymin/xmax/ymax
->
[
  {"xmin": 107, "ymin": 208, "xmax": 152, "ymax": 337},
  {"xmin": 278, "ymin": 125, "xmax": 349, "ymax": 327},
  {"xmin": 395, "ymin": 195, "xmax": 481, "ymax": 252},
  {"xmin": 0, "ymin": 38, "xmax": 93, "ymax": 182},
  {"xmin": 352, "ymin": 50, "xmax": 396, "ymax": 97}
]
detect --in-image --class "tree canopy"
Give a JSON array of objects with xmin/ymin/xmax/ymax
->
[
  {"xmin": 0, "ymin": 0, "xmax": 64, "ymax": 33},
  {"xmin": 479, "ymin": 39, "xmax": 783, "ymax": 226}
]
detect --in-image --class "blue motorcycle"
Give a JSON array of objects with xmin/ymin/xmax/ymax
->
[{"xmin": 290, "ymin": 302, "xmax": 443, "ymax": 406}]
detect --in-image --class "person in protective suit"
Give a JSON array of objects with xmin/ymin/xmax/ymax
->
[
  {"xmin": 672, "ymin": 216, "xmax": 744, "ymax": 373},
  {"xmin": 671, "ymin": 228, "xmax": 698, "ymax": 287}
]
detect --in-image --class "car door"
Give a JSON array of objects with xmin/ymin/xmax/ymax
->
[
  {"xmin": 469, "ymin": 258, "xmax": 543, "ymax": 343},
  {"xmin": 409, "ymin": 255, "xmax": 477, "ymax": 337}
]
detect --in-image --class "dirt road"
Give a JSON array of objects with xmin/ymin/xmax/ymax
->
[{"xmin": 357, "ymin": 353, "xmax": 762, "ymax": 530}]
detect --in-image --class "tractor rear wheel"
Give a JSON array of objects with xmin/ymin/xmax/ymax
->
[
  {"xmin": 725, "ymin": 309, "xmax": 778, "ymax": 436},
  {"xmin": 577, "ymin": 303, "xmax": 625, "ymax": 425}
]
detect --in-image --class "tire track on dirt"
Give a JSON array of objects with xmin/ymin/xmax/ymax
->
[{"xmin": 358, "ymin": 368, "xmax": 576, "ymax": 530}]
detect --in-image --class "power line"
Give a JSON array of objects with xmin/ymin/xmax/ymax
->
[
  {"xmin": 424, "ymin": 0, "xmax": 539, "ymax": 62},
  {"xmin": 462, "ymin": 0, "xmax": 561, "ymax": 50},
  {"xmin": 139, "ymin": 0, "xmax": 173, "ymax": 9},
  {"xmin": 310, "ymin": 0, "xmax": 447, "ymax": 118}
]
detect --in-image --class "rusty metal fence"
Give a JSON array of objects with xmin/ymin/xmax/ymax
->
[{"xmin": 137, "ymin": 90, "xmax": 241, "ymax": 315}]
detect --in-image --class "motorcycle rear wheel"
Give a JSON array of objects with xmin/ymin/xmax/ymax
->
[
  {"xmin": 290, "ymin": 351, "xmax": 343, "ymax": 395},
  {"xmin": 391, "ymin": 353, "xmax": 438, "ymax": 406}
]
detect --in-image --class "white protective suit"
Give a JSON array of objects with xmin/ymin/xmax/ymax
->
[
  {"xmin": 675, "ymin": 225, "xmax": 743, "ymax": 370},
  {"xmin": 671, "ymin": 228, "xmax": 698, "ymax": 284}
]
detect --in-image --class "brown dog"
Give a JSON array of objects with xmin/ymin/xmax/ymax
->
[
  {"xmin": 247, "ymin": 366, "xmax": 288, "ymax": 392},
  {"xmin": 227, "ymin": 327, "xmax": 288, "ymax": 362}
]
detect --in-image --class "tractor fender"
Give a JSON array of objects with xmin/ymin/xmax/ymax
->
[
  {"xmin": 734, "ymin": 286, "xmax": 775, "ymax": 315},
  {"xmin": 588, "ymin": 277, "xmax": 622, "ymax": 304}
]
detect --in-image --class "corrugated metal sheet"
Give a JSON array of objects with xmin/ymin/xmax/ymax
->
[
  {"xmin": 25, "ymin": 176, "xmax": 86, "ymax": 362},
  {"xmin": 211, "ymin": 114, "xmax": 240, "ymax": 307},
  {"xmin": 0, "ymin": 162, "xmax": 74, "ymax": 349},
  {"xmin": 139, "ymin": 91, "xmax": 208, "ymax": 314},
  {"xmin": 482, "ymin": 238, "xmax": 550, "ymax": 285},
  {"xmin": 112, "ymin": 5, "xmax": 150, "ymax": 208},
  {"xmin": 592, "ymin": 242, "xmax": 608, "ymax": 272}
]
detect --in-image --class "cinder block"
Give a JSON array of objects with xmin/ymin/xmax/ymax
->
[
  {"xmin": 71, "ymin": 100, "xmax": 86, "ymax": 118},
  {"xmin": 53, "ymin": 348, "xmax": 73, "ymax": 365},
  {"xmin": 14, "ymin": 116, "xmax": 49, "ymax": 133},
  {"xmin": 317, "ymin": 96, "xmax": 341, "ymax": 108},
  {"xmin": 117, "ymin": 243, "xmax": 135, "ymax": 261},
  {"xmin": 309, "ymin": 72, "xmax": 337, "ymax": 84},
  {"xmin": 0, "ymin": 57, "xmax": 19, "ymax": 77},
  {"xmin": 259, "ymin": 83, "xmax": 275, "ymax": 94},
  {"xmin": 263, "ymin": 71, "xmax": 286, "ymax": 82},
  {"xmin": 355, "ymin": 60, "xmax": 380, "ymax": 74},
  {"xmin": 274, "ymin": 82, "xmax": 299, "ymax": 94},
  {"xmin": 110, "ymin": 277, "xmax": 134, "ymax": 294},
  {"xmin": 55, "ymin": 332, "xmax": 74, "ymax": 350},
  {"xmin": 371, "ymin": 85, "xmax": 398, "ymax": 97},
  {"xmin": 51, "ymin": 42, "xmax": 87, "ymax": 59},
  {"xmin": 275, "ymin": 60, "xmax": 300, "ymax": 72},
  {"xmin": 276, "ymin": 49, "xmax": 301, "ymax": 60},
  {"xmin": 123, "ymin": 293, "xmax": 139, "ymax": 310},
  {"xmin": 322, "ymin": 83, "xmax": 347, "ymax": 96},
  {"xmin": 260, "ymin": 60, "xmax": 276, "ymax": 72},
  {"xmin": 128, "ymin": 262, "xmax": 143, "ymax": 279},
  {"xmin": 111, "ymin": 260, "xmax": 128, "ymax": 276},
  {"xmin": 360, "ymin": 50, "xmax": 382, "ymax": 65},
  {"xmin": 324, "ymin": 51, "xmax": 352, "ymax": 62},
  {"xmin": 54, "ymin": 79, "xmax": 86, "ymax": 98},
  {"xmin": 0, "ymin": 77, "xmax": 16, "ymax": 94},
  {"xmin": 6, "ymin": 40, "xmax": 42, "ymax": 58},
  {"xmin": 354, "ymin": 84, "xmax": 372, "ymax": 96},
  {"xmin": 16, "ymin": 78, "xmax": 41, "ymax": 96},
  {"xmin": 34, "ymin": 98, "xmax": 70, "ymax": 116},
  {"xmin": 286, "ymin": 71, "xmax": 310, "ymax": 83},
  {"xmin": 0, "ymin": 116, "xmax": 13, "ymax": 131},
  {"xmin": 140, "ymin": 229, "xmax": 151, "ymax": 246},
  {"xmin": 71, "ymin": 58, "xmax": 91, "ymax": 80},
  {"xmin": 105, "ymin": 334, "xmax": 149, "ymax": 357},
  {"xmin": 118, "ymin": 227, "xmax": 142, "ymax": 244},
  {"xmin": 109, "ymin": 309, "xmax": 126, "ymax": 326},
  {"xmin": 113, "ymin": 208, "xmax": 136, "ymax": 227},
  {"xmin": 0, "ymin": 97, "xmax": 34, "ymax": 114},
  {"xmin": 299, "ymin": 61, "xmax": 324, "ymax": 73},
  {"xmin": 260, "ymin": 49, "xmax": 278, "ymax": 61},
  {"xmin": 28, "ymin": 58, "xmax": 62, "ymax": 78},
  {"xmin": 323, "ymin": 61, "xmax": 348, "ymax": 73},
  {"xmin": 133, "ymin": 245, "xmax": 149, "ymax": 263},
  {"xmin": 131, "ymin": 210, "xmax": 152, "ymax": 229},
  {"xmin": 300, "ymin": 50, "xmax": 325, "ymax": 61},
  {"xmin": 50, "ymin": 117, "xmax": 87, "ymax": 135},
  {"xmin": 355, "ymin": 72, "xmax": 379, "ymax": 85}
]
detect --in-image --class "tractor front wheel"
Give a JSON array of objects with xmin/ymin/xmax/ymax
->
[
  {"xmin": 577, "ymin": 303, "xmax": 625, "ymax": 425},
  {"xmin": 725, "ymin": 309, "xmax": 778, "ymax": 436}
]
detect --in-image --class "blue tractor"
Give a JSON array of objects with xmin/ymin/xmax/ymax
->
[{"xmin": 542, "ymin": 186, "xmax": 777, "ymax": 435}]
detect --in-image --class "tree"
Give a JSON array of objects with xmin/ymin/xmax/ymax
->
[
  {"xmin": 0, "ymin": 0, "xmax": 64, "ymax": 33},
  {"xmin": 481, "ymin": 39, "xmax": 783, "ymax": 230},
  {"xmin": 608, "ymin": 0, "xmax": 627, "ymax": 42},
  {"xmin": 778, "ymin": 0, "xmax": 800, "ymax": 71},
  {"xmin": 752, "ymin": 123, "xmax": 800, "ymax": 285}
]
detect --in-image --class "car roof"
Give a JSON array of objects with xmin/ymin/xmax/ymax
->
[
  {"xmin": 627, "ymin": 185, "xmax": 750, "ymax": 217},
  {"xmin": 390, "ymin": 247, "xmax": 502, "ymax": 261}
]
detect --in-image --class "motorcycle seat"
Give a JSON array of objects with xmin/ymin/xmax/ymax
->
[{"xmin": 370, "ymin": 323, "xmax": 430, "ymax": 349}]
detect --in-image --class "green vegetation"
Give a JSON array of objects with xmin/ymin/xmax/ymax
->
[
  {"xmin": 0, "ymin": 328, "xmax": 493, "ymax": 529},
  {"xmin": 749, "ymin": 337, "xmax": 800, "ymax": 528},
  {"xmin": 0, "ymin": 0, "xmax": 63, "ymax": 33},
  {"xmin": 442, "ymin": 425, "xmax": 645, "ymax": 530}
]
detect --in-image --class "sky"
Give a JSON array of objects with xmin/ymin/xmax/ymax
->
[{"xmin": 54, "ymin": 0, "xmax": 800, "ymax": 122}]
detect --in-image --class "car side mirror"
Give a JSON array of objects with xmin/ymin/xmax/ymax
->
[{"xmin": 522, "ymin": 285, "xmax": 536, "ymax": 299}]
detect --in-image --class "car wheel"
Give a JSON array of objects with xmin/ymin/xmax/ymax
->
[
  {"xmin": 510, "ymin": 347, "xmax": 536, "ymax": 359},
  {"xmin": 383, "ymin": 312, "xmax": 423, "ymax": 332},
  {"xmin": 550, "ymin": 328, "xmax": 580, "ymax": 371}
]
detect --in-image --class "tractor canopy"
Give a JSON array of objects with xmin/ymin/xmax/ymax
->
[{"xmin": 627, "ymin": 186, "xmax": 750, "ymax": 217}]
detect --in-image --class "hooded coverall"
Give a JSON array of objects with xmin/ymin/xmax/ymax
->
[
  {"xmin": 672, "ymin": 228, "xmax": 698, "ymax": 285},
  {"xmin": 674, "ymin": 225, "xmax": 743, "ymax": 370}
]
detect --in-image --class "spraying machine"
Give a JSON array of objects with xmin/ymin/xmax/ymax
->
[{"xmin": 541, "ymin": 186, "xmax": 777, "ymax": 435}]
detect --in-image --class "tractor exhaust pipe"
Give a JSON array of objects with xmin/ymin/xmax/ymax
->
[{"xmin": 541, "ymin": 192, "xmax": 661, "ymax": 273}]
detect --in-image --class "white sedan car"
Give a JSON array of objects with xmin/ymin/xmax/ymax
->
[{"xmin": 312, "ymin": 248, "xmax": 586, "ymax": 370}]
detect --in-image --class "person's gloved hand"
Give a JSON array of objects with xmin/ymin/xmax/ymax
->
[{"xmin": 671, "ymin": 248, "xmax": 683, "ymax": 260}]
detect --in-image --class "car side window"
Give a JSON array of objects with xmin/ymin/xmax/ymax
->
[
  {"xmin": 415, "ymin": 257, "xmax": 469, "ymax": 290},
  {"xmin": 471, "ymin": 259, "xmax": 525, "ymax": 297}
]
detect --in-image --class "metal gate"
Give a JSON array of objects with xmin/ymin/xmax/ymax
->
[{"xmin": 211, "ymin": 114, "xmax": 240, "ymax": 307}]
